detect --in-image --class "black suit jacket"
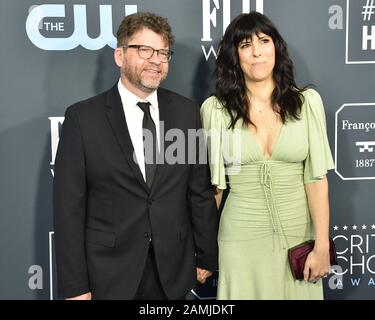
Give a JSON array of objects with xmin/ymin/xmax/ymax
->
[{"xmin": 53, "ymin": 85, "xmax": 218, "ymax": 299}]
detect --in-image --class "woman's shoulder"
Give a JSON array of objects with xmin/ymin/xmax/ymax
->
[
  {"xmin": 201, "ymin": 96, "xmax": 228, "ymax": 117},
  {"xmin": 300, "ymin": 88, "xmax": 327, "ymax": 123},
  {"xmin": 201, "ymin": 96, "xmax": 233, "ymax": 128},
  {"xmin": 301, "ymin": 88, "xmax": 323, "ymax": 105},
  {"xmin": 201, "ymin": 95, "xmax": 224, "ymax": 110}
]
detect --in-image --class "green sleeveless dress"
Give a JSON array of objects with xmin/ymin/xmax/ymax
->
[{"xmin": 201, "ymin": 89, "xmax": 334, "ymax": 300}]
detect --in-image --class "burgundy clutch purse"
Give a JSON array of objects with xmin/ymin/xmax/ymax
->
[{"xmin": 288, "ymin": 239, "xmax": 337, "ymax": 280}]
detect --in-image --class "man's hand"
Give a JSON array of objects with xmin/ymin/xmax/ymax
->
[
  {"xmin": 196, "ymin": 268, "xmax": 213, "ymax": 284},
  {"xmin": 66, "ymin": 292, "xmax": 92, "ymax": 300}
]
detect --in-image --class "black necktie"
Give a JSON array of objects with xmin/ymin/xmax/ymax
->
[{"xmin": 137, "ymin": 102, "xmax": 157, "ymax": 188}]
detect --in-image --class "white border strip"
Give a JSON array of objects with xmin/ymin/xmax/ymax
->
[
  {"xmin": 49, "ymin": 231, "xmax": 54, "ymax": 300},
  {"xmin": 190, "ymin": 289, "xmax": 216, "ymax": 300}
]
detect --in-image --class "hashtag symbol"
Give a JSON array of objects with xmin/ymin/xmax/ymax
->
[{"xmin": 362, "ymin": 0, "xmax": 375, "ymax": 21}]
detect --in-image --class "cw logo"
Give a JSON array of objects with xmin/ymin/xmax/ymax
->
[{"xmin": 26, "ymin": 4, "xmax": 137, "ymax": 51}]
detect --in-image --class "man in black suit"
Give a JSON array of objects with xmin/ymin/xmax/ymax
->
[{"xmin": 53, "ymin": 12, "xmax": 218, "ymax": 300}]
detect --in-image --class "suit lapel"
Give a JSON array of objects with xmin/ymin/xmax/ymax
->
[
  {"xmin": 150, "ymin": 88, "xmax": 175, "ymax": 193},
  {"xmin": 105, "ymin": 85, "xmax": 149, "ymax": 193}
]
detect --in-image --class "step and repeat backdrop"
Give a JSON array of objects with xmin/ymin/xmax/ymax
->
[{"xmin": 0, "ymin": 0, "xmax": 374, "ymax": 299}]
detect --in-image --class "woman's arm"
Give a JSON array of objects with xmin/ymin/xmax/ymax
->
[{"xmin": 303, "ymin": 176, "xmax": 331, "ymax": 282}]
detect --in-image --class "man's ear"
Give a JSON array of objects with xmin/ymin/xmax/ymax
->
[{"xmin": 114, "ymin": 47, "xmax": 124, "ymax": 67}]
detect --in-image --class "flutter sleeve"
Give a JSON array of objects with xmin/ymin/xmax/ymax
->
[
  {"xmin": 200, "ymin": 96, "xmax": 227, "ymax": 190},
  {"xmin": 303, "ymin": 89, "xmax": 335, "ymax": 184}
]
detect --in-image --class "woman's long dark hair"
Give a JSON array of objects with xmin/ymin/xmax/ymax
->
[{"xmin": 216, "ymin": 12, "xmax": 306, "ymax": 129}]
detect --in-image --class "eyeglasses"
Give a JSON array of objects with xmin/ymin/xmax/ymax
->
[{"xmin": 122, "ymin": 45, "xmax": 173, "ymax": 63}]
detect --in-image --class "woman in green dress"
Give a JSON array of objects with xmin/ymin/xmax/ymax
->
[{"xmin": 201, "ymin": 12, "xmax": 335, "ymax": 299}]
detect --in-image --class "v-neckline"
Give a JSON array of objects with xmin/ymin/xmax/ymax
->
[{"xmin": 246, "ymin": 123, "xmax": 285, "ymax": 161}]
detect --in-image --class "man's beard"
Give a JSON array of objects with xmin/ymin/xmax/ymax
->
[{"xmin": 122, "ymin": 64, "xmax": 165, "ymax": 93}]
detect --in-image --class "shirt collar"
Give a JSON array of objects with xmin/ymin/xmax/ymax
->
[{"xmin": 117, "ymin": 79, "xmax": 158, "ymax": 110}]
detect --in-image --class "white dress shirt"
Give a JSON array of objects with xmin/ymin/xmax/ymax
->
[{"xmin": 117, "ymin": 79, "xmax": 160, "ymax": 181}]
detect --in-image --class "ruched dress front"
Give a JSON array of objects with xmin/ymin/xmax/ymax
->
[{"xmin": 201, "ymin": 89, "xmax": 334, "ymax": 300}]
